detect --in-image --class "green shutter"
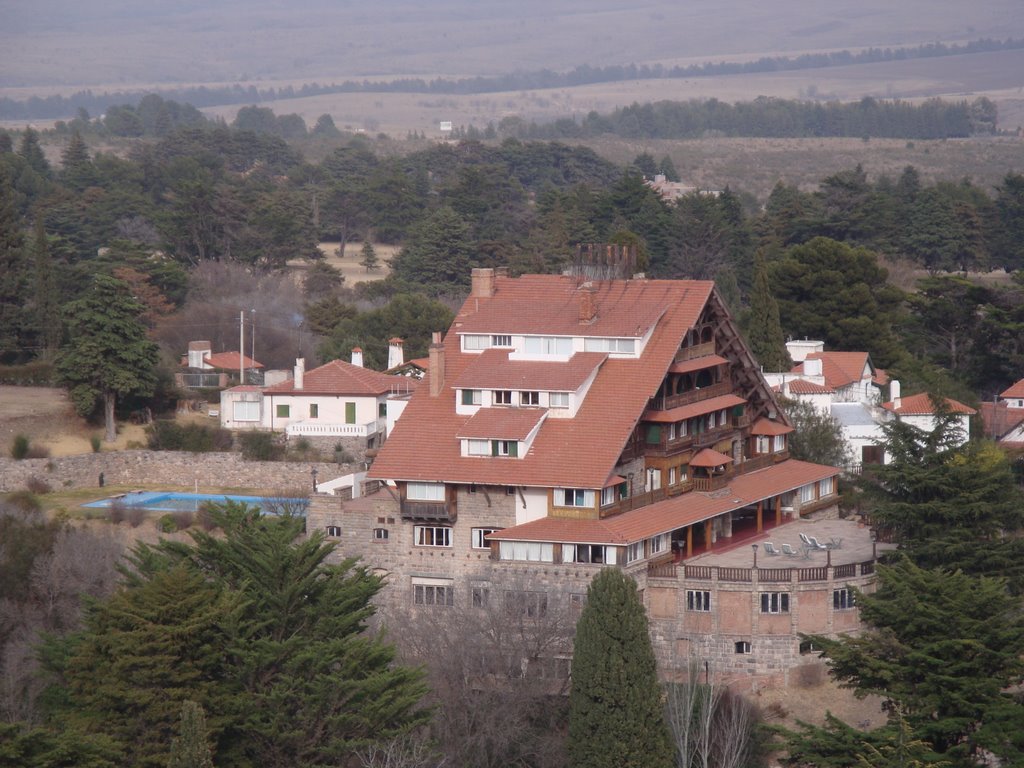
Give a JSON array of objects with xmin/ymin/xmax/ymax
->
[
  {"xmin": 509, "ymin": 441, "xmax": 518, "ymax": 458},
  {"xmin": 492, "ymin": 440, "xmax": 499, "ymax": 457},
  {"xmin": 646, "ymin": 424, "xmax": 662, "ymax": 443},
  {"xmin": 345, "ymin": 402, "xmax": 356, "ymax": 424},
  {"xmin": 462, "ymin": 389, "xmax": 473, "ymax": 405}
]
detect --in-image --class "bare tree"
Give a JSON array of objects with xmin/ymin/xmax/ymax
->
[{"xmin": 355, "ymin": 733, "xmax": 441, "ymax": 768}]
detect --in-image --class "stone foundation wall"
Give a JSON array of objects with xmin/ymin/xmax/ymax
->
[{"xmin": 0, "ymin": 452, "xmax": 348, "ymax": 494}]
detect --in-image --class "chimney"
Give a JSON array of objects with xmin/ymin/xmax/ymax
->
[
  {"xmin": 890, "ymin": 379, "xmax": 901, "ymax": 410},
  {"xmin": 351, "ymin": 347, "xmax": 364, "ymax": 368},
  {"xmin": 804, "ymin": 358, "xmax": 822, "ymax": 377},
  {"xmin": 294, "ymin": 358, "xmax": 305, "ymax": 390},
  {"xmin": 470, "ymin": 268, "xmax": 495, "ymax": 299},
  {"xmin": 187, "ymin": 340, "xmax": 212, "ymax": 369},
  {"xmin": 388, "ymin": 338, "xmax": 404, "ymax": 370},
  {"xmin": 429, "ymin": 332, "xmax": 445, "ymax": 397},
  {"xmin": 578, "ymin": 282, "xmax": 597, "ymax": 324}
]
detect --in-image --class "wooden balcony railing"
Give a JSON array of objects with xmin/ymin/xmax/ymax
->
[
  {"xmin": 400, "ymin": 500, "xmax": 455, "ymax": 522},
  {"xmin": 675, "ymin": 341, "xmax": 717, "ymax": 361},
  {"xmin": 647, "ymin": 381, "xmax": 731, "ymax": 412}
]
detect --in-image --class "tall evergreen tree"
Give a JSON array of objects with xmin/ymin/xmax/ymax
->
[
  {"xmin": 56, "ymin": 273, "xmax": 159, "ymax": 442},
  {"xmin": 31, "ymin": 217, "xmax": 62, "ymax": 356},
  {"xmin": 60, "ymin": 129, "xmax": 96, "ymax": 190},
  {"xmin": 359, "ymin": 239, "xmax": 380, "ymax": 272},
  {"xmin": 568, "ymin": 569, "xmax": 673, "ymax": 768},
  {"xmin": 17, "ymin": 127, "xmax": 50, "ymax": 178},
  {"xmin": 0, "ymin": 165, "xmax": 27, "ymax": 363},
  {"xmin": 168, "ymin": 700, "xmax": 215, "ymax": 768},
  {"xmin": 388, "ymin": 206, "xmax": 474, "ymax": 290},
  {"xmin": 746, "ymin": 252, "xmax": 790, "ymax": 371}
]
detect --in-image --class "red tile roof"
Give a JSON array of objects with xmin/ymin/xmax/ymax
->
[
  {"xmin": 642, "ymin": 394, "xmax": 746, "ymax": 423},
  {"xmin": 264, "ymin": 359, "xmax": 409, "ymax": 396},
  {"xmin": 454, "ymin": 275, "xmax": 672, "ymax": 338},
  {"xmin": 1001, "ymin": 378, "xmax": 1024, "ymax": 399},
  {"xmin": 691, "ymin": 448, "xmax": 734, "ymax": 467},
  {"xmin": 452, "ymin": 349, "xmax": 607, "ymax": 391},
  {"xmin": 456, "ymin": 407, "xmax": 547, "ymax": 440},
  {"xmin": 369, "ymin": 275, "xmax": 716, "ymax": 488},
  {"xmin": 979, "ymin": 401, "xmax": 1024, "ymax": 439},
  {"xmin": 750, "ymin": 417, "xmax": 795, "ymax": 436},
  {"xmin": 781, "ymin": 378, "xmax": 833, "ymax": 395},
  {"xmin": 668, "ymin": 355, "xmax": 729, "ymax": 374},
  {"xmin": 488, "ymin": 459, "xmax": 839, "ymax": 545},
  {"xmin": 882, "ymin": 393, "xmax": 976, "ymax": 416},
  {"xmin": 203, "ymin": 351, "xmax": 264, "ymax": 370},
  {"xmin": 794, "ymin": 351, "xmax": 871, "ymax": 390}
]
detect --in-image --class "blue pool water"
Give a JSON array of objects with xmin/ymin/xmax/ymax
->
[{"xmin": 84, "ymin": 491, "xmax": 306, "ymax": 515}]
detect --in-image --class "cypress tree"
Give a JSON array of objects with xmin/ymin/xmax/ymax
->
[
  {"xmin": 746, "ymin": 252, "xmax": 790, "ymax": 371},
  {"xmin": 31, "ymin": 217, "xmax": 61, "ymax": 355},
  {"xmin": 568, "ymin": 569, "xmax": 673, "ymax": 768},
  {"xmin": 0, "ymin": 165, "xmax": 26, "ymax": 363}
]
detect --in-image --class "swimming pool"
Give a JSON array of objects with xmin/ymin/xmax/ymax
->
[{"xmin": 83, "ymin": 491, "xmax": 307, "ymax": 515}]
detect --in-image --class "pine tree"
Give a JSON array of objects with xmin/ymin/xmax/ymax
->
[
  {"xmin": 17, "ymin": 127, "xmax": 50, "ymax": 177},
  {"xmin": 168, "ymin": 701, "xmax": 215, "ymax": 768},
  {"xmin": 568, "ymin": 569, "xmax": 673, "ymax": 768},
  {"xmin": 60, "ymin": 129, "xmax": 95, "ymax": 190},
  {"xmin": 359, "ymin": 239, "xmax": 380, "ymax": 272},
  {"xmin": 55, "ymin": 273, "xmax": 159, "ymax": 442},
  {"xmin": 0, "ymin": 165, "xmax": 27, "ymax": 363},
  {"xmin": 746, "ymin": 252, "xmax": 790, "ymax": 371},
  {"xmin": 32, "ymin": 217, "xmax": 62, "ymax": 355}
]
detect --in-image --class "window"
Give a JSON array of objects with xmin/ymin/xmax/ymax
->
[
  {"xmin": 649, "ymin": 533, "xmax": 669, "ymax": 555},
  {"xmin": 407, "ymin": 482, "xmax": 445, "ymax": 501},
  {"xmin": 373, "ymin": 528, "xmax": 388, "ymax": 540},
  {"xmin": 564, "ymin": 544, "xmax": 616, "ymax": 565},
  {"xmin": 800, "ymin": 483, "xmax": 816, "ymax": 503},
  {"xmin": 276, "ymin": 403, "xmax": 290, "ymax": 418},
  {"xmin": 520, "ymin": 391, "xmax": 540, "ymax": 406},
  {"xmin": 414, "ymin": 526, "xmax": 452, "ymax": 547},
  {"xmin": 626, "ymin": 541, "xmax": 644, "ymax": 563},
  {"xmin": 493, "ymin": 440, "xmax": 518, "ymax": 457},
  {"xmin": 379, "ymin": 402, "xmax": 386, "ymax": 418},
  {"xmin": 498, "ymin": 541, "xmax": 554, "ymax": 562},
  {"xmin": 505, "ymin": 590, "xmax": 548, "ymax": 618},
  {"xmin": 325, "ymin": 525, "xmax": 342, "ymax": 537},
  {"xmin": 472, "ymin": 528, "xmax": 500, "ymax": 549},
  {"xmin": 493, "ymin": 390, "xmax": 512, "ymax": 405},
  {"xmin": 601, "ymin": 485, "xmax": 623, "ymax": 506},
  {"xmin": 472, "ymin": 586, "xmax": 490, "ymax": 607},
  {"xmin": 467, "ymin": 439, "xmax": 490, "ymax": 456},
  {"xmin": 461, "ymin": 389, "xmax": 482, "ymax": 405},
  {"xmin": 463, "ymin": 334, "xmax": 489, "ymax": 351},
  {"xmin": 645, "ymin": 424, "xmax": 662, "ymax": 444},
  {"xmin": 345, "ymin": 402, "xmax": 356, "ymax": 424},
  {"xmin": 735, "ymin": 641, "xmax": 751, "ymax": 654},
  {"xmin": 686, "ymin": 590, "xmax": 711, "ymax": 612},
  {"xmin": 760, "ymin": 592, "xmax": 790, "ymax": 614},
  {"xmin": 556, "ymin": 488, "xmax": 595, "ymax": 508},
  {"xmin": 583, "ymin": 337, "xmax": 636, "ymax": 354},
  {"xmin": 524, "ymin": 336, "xmax": 572, "ymax": 356},
  {"xmin": 819, "ymin": 477, "xmax": 835, "ymax": 497},
  {"xmin": 756, "ymin": 435, "xmax": 769, "ymax": 454},
  {"xmin": 549, "ymin": 392, "xmax": 570, "ymax": 408},
  {"xmin": 506, "ymin": 486, "xmax": 516, "ymax": 495},
  {"xmin": 833, "ymin": 588, "xmax": 856, "ymax": 610},
  {"xmin": 413, "ymin": 579, "xmax": 454, "ymax": 606},
  {"xmin": 773, "ymin": 435, "xmax": 787, "ymax": 452},
  {"xmin": 491, "ymin": 334, "xmax": 512, "ymax": 347},
  {"xmin": 232, "ymin": 400, "xmax": 259, "ymax": 421}
]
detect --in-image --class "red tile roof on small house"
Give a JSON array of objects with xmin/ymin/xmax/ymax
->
[
  {"xmin": 780, "ymin": 378, "xmax": 833, "ymax": 395},
  {"xmin": 264, "ymin": 359, "xmax": 411, "ymax": 397},
  {"xmin": 882, "ymin": 393, "xmax": 976, "ymax": 416},
  {"xmin": 452, "ymin": 349, "xmax": 607, "ymax": 392},
  {"xmin": 456, "ymin": 407, "xmax": 547, "ymax": 441},
  {"xmin": 794, "ymin": 351, "xmax": 871, "ymax": 390},
  {"xmin": 1001, "ymin": 378, "xmax": 1024, "ymax": 399},
  {"xmin": 488, "ymin": 460, "xmax": 839, "ymax": 545},
  {"xmin": 203, "ymin": 351, "xmax": 264, "ymax": 370},
  {"xmin": 750, "ymin": 417, "xmax": 795, "ymax": 436}
]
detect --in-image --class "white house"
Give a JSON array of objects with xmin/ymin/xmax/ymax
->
[{"xmin": 219, "ymin": 356, "xmax": 417, "ymax": 449}]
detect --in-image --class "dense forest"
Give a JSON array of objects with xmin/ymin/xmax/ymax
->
[
  {"xmin": 2, "ymin": 100, "xmax": 1024, "ymax": 767},
  {"xmin": 2, "ymin": 36, "xmax": 1019, "ymax": 121}
]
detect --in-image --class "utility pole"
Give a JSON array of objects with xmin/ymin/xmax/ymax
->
[
  {"xmin": 239, "ymin": 310, "xmax": 245, "ymax": 383},
  {"xmin": 250, "ymin": 309, "xmax": 256, "ymax": 375}
]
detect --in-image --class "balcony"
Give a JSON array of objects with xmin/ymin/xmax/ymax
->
[
  {"xmin": 400, "ymin": 499, "xmax": 455, "ymax": 522},
  {"xmin": 647, "ymin": 380, "xmax": 731, "ymax": 412},
  {"xmin": 676, "ymin": 341, "xmax": 716, "ymax": 361},
  {"xmin": 286, "ymin": 418, "xmax": 385, "ymax": 438}
]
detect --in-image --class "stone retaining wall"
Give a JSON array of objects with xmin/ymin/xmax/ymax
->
[{"xmin": 0, "ymin": 451, "xmax": 348, "ymax": 494}]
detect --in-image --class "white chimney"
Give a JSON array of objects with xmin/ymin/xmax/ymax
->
[
  {"xmin": 294, "ymin": 358, "xmax": 305, "ymax": 390},
  {"xmin": 804, "ymin": 358, "xmax": 823, "ymax": 377},
  {"xmin": 351, "ymin": 347, "xmax": 364, "ymax": 368},
  {"xmin": 890, "ymin": 379, "xmax": 901, "ymax": 410},
  {"xmin": 786, "ymin": 339, "xmax": 824, "ymax": 363},
  {"xmin": 388, "ymin": 338, "xmax": 404, "ymax": 370}
]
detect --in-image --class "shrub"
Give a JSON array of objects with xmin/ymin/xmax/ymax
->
[
  {"xmin": 158, "ymin": 514, "xmax": 178, "ymax": 533},
  {"xmin": 172, "ymin": 510, "xmax": 194, "ymax": 530},
  {"xmin": 11, "ymin": 434, "xmax": 30, "ymax": 459},
  {"xmin": 108, "ymin": 502, "xmax": 126, "ymax": 524},
  {"xmin": 25, "ymin": 476, "xmax": 51, "ymax": 494},
  {"xmin": 25, "ymin": 444, "xmax": 50, "ymax": 459},
  {"xmin": 90, "ymin": 434, "xmax": 102, "ymax": 453},
  {"xmin": 147, "ymin": 421, "xmax": 233, "ymax": 452},
  {"xmin": 126, "ymin": 506, "xmax": 145, "ymax": 528},
  {"xmin": 239, "ymin": 431, "xmax": 283, "ymax": 461}
]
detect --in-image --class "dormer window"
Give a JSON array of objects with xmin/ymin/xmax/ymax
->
[
  {"xmin": 493, "ymin": 390, "xmax": 512, "ymax": 405},
  {"xmin": 583, "ymin": 337, "xmax": 636, "ymax": 354},
  {"xmin": 520, "ymin": 391, "xmax": 540, "ymax": 406},
  {"xmin": 524, "ymin": 336, "xmax": 572, "ymax": 356},
  {"xmin": 549, "ymin": 392, "xmax": 569, "ymax": 409},
  {"xmin": 461, "ymin": 389, "xmax": 482, "ymax": 406},
  {"xmin": 463, "ymin": 334, "xmax": 489, "ymax": 351},
  {"xmin": 492, "ymin": 334, "xmax": 512, "ymax": 347},
  {"xmin": 467, "ymin": 439, "xmax": 490, "ymax": 456},
  {"xmin": 494, "ymin": 440, "xmax": 518, "ymax": 457}
]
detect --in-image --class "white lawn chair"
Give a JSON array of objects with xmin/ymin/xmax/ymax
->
[
  {"xmin": 763, "ymin": 542, "xmax": 781, "ymax": 556},
  {"xmin": 781, "ymin": 543, "xmax": 805, "ymax": 558},
  {"xmin": 807, "ymin": 536, "xmax": 830, "ymax": 550}
]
